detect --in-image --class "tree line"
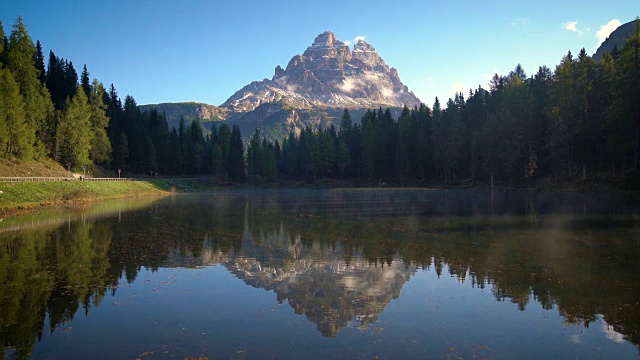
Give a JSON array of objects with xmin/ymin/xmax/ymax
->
[{"xmin": 1, "ymin": 16, "xmax": 638, "ymax": 186}]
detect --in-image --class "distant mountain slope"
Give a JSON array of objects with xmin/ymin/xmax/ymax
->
[
  {"xmin": 138, "ymin": 102, "xmax": 227, "ymax": 128},
  {"xmin": 593, "ymin": 19, "xmax": 639, "ymax": 61}
]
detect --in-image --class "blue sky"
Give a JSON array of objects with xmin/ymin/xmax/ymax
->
[{"xmin": 1, "ymin": 0, "xmax": 637, "ymax": 107}]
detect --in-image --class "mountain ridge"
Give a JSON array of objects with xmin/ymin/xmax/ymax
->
[{"xmin": 593, "ymin": 18, "xmax": 639, "ymax": 61}]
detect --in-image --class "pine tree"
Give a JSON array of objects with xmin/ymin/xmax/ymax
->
[
  {"xmin": 0, "ymin": 67, "xmax": 29, "ymax": 158},
  {"xmin": 217, "ymin": 123, "xmax": 231, "ymax": 171},
  {"xmin": 549, "ymin": 51, "xmax": 576, "ymax": 174},
  {"xmin": 247, "ymin": 128, "xmax": 262, "ymax": 177},
  {"xmin": 573, "ymin": 48, "xmax": 599, "ymax": 179},
  {"xmin": 0, "ymin": 20, "xmax": 5, "ymax": 66},
  {"xmin": 320, "ymin": 128, "xmax": 336, "ymax": 177},
  {"xmin": 144, "ymin": 136, "xmax": 157, "ymax": 173},
  {"xmin": 395, "ymin": 105, "xmax": 412, "ymax": 183},
  {"xmin": 57, "ymin": 87, "xmax": 93, "ymax": 169},
  {"xmin": 228, "ymin": 125, "xmax": 245, "ymax": 182},
  {"xmin": 211, "ymin": 143, "xmax": 224, "ymax": 178},
  {"xmin": 88, "ymin": 79, "xmax": 112, "ymax": 164},
  {"xmin": 415, "ymin": 103, "xmax": 433, "ymax": 180},
  {"xmin": 64, "ymin": 61, "xmax": 78, "ymax": 101},
  {"xmin": 336, "ymin": 138, "xmax": 350, "ymax": 179},
  {"xmin": 116, "ymin": 132, "xmax": 129, "ymax": 171},
  {"xmin": 35, "ymin": 40, "xmax": 45, "ymax": 83},
  {"xmin": 530, "ymin": 66, "xmax": 552, "ymax": 175},
  {"xmin": 339, "ymin": 108, "xmax": 352, "ymax": 134},
  {"xmin": 7, "ymin": 16, "xmax": 54, "ymax": 157},
  {"xmin": 81, "ymin": 65, "xmax": 90, "ymax": 97},
  {"xmin": 46, "ymin": 50, "xmax": 65, "ymax": 109},
  {"xmin": 189, "ymin": 120, "xmax": 205, "ymax": 175},
  {"xmin": 262, "ymin": 139, "xmax": 277, "ymax": 181}
]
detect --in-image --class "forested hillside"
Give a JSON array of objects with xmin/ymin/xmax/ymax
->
[{"xmin": 1, "ymin": 17, "xmax": 639, "ymax": 188}]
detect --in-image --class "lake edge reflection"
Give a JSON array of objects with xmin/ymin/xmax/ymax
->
[{"xmin": 1, "ymin": 189, "xmax": 639, "ymax": 359}]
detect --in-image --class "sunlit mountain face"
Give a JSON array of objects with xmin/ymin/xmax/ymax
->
[{"xmin": 222, "ymin": 31, "xmax": 421, "ymax": 113}]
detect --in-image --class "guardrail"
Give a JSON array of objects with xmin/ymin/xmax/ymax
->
[
  {"xmin": 0, "ymin": 177, "xmax": 136, "ymax": 182},
  {"xmin": 0, "ymin": 177, "xmax": 74, "ymax": 182}
]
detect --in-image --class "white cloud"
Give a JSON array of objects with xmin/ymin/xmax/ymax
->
[
  {"xmin": 564, "ymin": 21, "xmax": 579, "ymax": 32},
  {"xmin": 337, "ymin": 78, "xmax": 357, "ymax": 93},
  {"xmin": 354, "ymin": 35, "xmax": 366, "ymax": 43},
  {"xmin": 364, "ymin": 72, "xmax": 381, "ymax": 82},
  {"xmin": 381, "ymin": 87, "xmax": 394, "ymax": 99},
  {"xmin": 564, "ymin": 21, "xmax": 588, "ymax": 36},
  {"xmin": 448, "ymin": 82, "xmax": 467, "ymax": 99},
  {"xmin": 425, "ymin": 76, "xmax": 435, "ymax": 84},
  {"xmin": 276, "ymin": 76, "xmax": 299, "ymax": 93},
  {"xmin": 596, "ymin": 19, "xmax": 622, "ymax": 48},
  {"xmin": 344, "ymin": 40, "xmax": 352, "ymax": 46},
  {"xmin": 511, "ymin": 18, "xmax": 528, "ymax": 27}
]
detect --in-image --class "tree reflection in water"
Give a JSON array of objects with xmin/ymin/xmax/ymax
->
[{"xmin": 1, "ymin": 190, "xmax": 639, "ymax": 357}]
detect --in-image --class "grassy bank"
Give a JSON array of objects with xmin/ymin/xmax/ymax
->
[{"xmin": 0, "ymin": 180, "xmax": 170, "ymax": 214}]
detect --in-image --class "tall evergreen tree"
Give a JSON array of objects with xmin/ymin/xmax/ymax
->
[
  {"xmin": 81, "ymin": 64, "xmax": 90, "ymax": 98},
  {"xmin": 57, "ymin": 87, "xmax": 93, "ymax": 169},
  {"xmin": 7, "ymin": 16, "xmax": 53, "ymax": 157},
  {"xmin": 0, "ymin": 20, "xmax": 5, "ymax": 66},
  {"xmin": 46, "ymin": 51, "xmax": 65, "ymax": 109},
  {"xmin": 217, "ymin": 123, "xmax": 231, "ymax": 171},
  {"xmin": 247, "ymin": 128, "xmax": 263, "ymax": 177},
  {"xmin": 188, "ymin": 120, "xmax": 205, "ymax": 174},
  {"xmin": 228, "ymin": 125, "xmax": 245, "ymax": 182},
  {"xmin": 88, "ymin": 79, "xmax": 112, "ymax": 164},
  {"xmin": 0, "ymin": 67, "xmax": 29, "ymax": 158},
  {"xmin": 34, "ymin": 40, "xmax": 45, "ymax": 83},
  {"xmin": 395, "ymin": 105, "xmax": 412, "ymax": 183},
  {"xmin": 549, "ymin": 51, "xmax": 576, "ymax": 174}
]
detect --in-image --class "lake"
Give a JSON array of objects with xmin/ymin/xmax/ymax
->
[{"xmin": 1, "ymin": 189, "xmax": 639, "ymax": 359}]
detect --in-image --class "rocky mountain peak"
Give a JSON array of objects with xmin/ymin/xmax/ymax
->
[
  {"xmin": 353, "ymin": 39, "xmax": 375, "ymax": 52},
  {"xmin": 312, "ymin": 31, "xmax": 339, "ymax": 46},
  {"xmin": 301, "ymin": 31, "xmax": 351, "ymax": 64},
  {"xmin": 223, "ymin": 31, "xmax": 421, "ymax": 112},
  {"xmin": 352, "ymin": 38, "xmax": 387, "ymax": 72}
]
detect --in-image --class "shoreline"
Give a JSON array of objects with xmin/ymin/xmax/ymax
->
[
  {"xmin": 0, "ymin": 180, "xmax": 171, "ymax": 217},
  {"xmin": 2, "ymin": 173, "xmax": 639, "ymax": 217}
]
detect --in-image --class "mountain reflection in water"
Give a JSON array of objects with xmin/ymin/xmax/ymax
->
[{"xmin": 1, "ymin": 189, "xmax": 639, "ymax": 359}]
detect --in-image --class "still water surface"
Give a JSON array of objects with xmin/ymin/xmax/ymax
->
[{"xmin": 1, "ymin": 189, "xmax": 639, "ymax": 359}]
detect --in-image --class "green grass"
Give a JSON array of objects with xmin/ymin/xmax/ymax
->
[{"xmin": 0, "ymin": 180, "xmax": 170, "ymax": 213}]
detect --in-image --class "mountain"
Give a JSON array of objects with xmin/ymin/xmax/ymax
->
[
  {"xmin": 222, "ymin": 31, "xmax": 421, "ymax": 113},
  {"xmin": 141, "ymin": 31, "xmax": 422, "ymax": 140},
  {"xmin": 593, "ymin": 19, "xmax": 639, "ymax": 61},
  {"xmin": 138, "ymin": 102, "xmax": 227, "ymax": 128}
]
